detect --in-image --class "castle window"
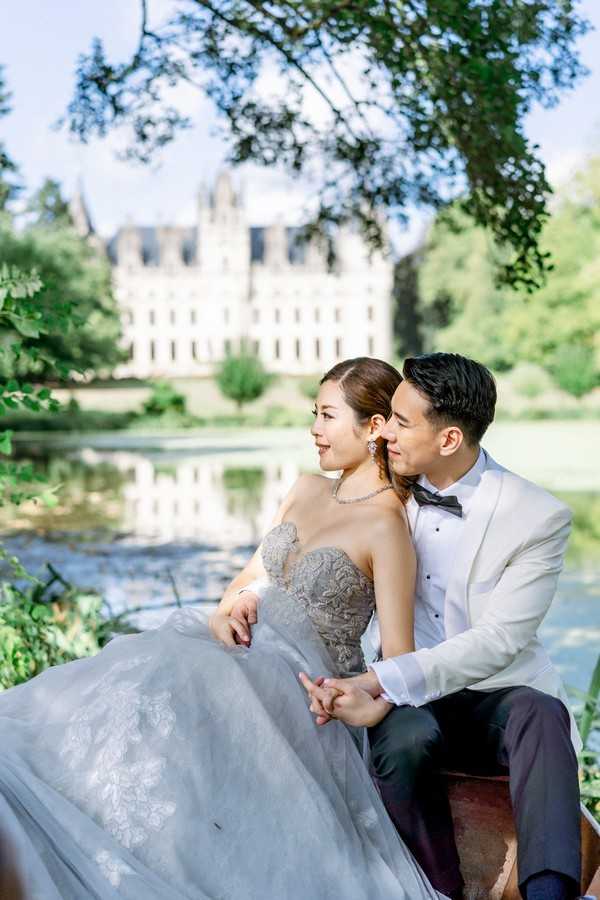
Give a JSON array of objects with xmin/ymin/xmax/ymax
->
[
  {"xmin": 224, "ymin": 339, "xmax": 231, "ymax": 356},
  {"xmin": 150, "ymin": 340, "xmax": 156, "ymax": 361},
  {"xmin": 170, "ymin": 340, "xmax": 177, "ymax": 361},
  {"xmin": 191, "ymin": 341, "xmax": 198, "ymax": 360},
  {"xmin": 253, "ymin": 340, "xmax": 260, "ymax": 355},
  {"xmin": 314, "ymin": 308, "xmax": 320, "ymax": 323},
  {"xmin": 170, "ymin": 309, "xmax": 176, "ymax": 325},
  {"xmin": 190, "ymin": 309, "xmax": 196, "ymax": 325},
  {"xmin": 315, "ymin": 338, "xmax": 321, "ymax": 360},
  {"xmin": 334, "ymin": 308, "xmax": 341, "ymax": 323},
  {"xmin": 224, "ymin": 307, "xmax": 230, "ymax": 324},
  {"xmin": 253, "ymin": 309, "xmax": 260, "ymax": 323},
  {"xmin": 367, "ymin": 305, "xmax": 374, "ymax": 321},
  {"xmin": 295, "ymin": 308, "xmax": 301, "ymax": 323},
  {"xmin": 275, "ymin": 308, "xmax": 281, "ymax": 324},
  {"xmin": 274, "ymin": 339, "xmax": 281, "ymax": 360},
  {"xmin": 368, "ymin": 336, "xmax": 374, "ymax": 355},
  {"xmin": 128, "ymin": 342, "xmax": 134, "ymax": 361},
  {"xmin": 295, "ymin": 338, "xmax": 301, "ymax": 360},
  {"xmin": 335, "ymin": 338, "xmax": 342, "ymax": 357},
  {"xmin": 149, "ymin": 309, "xmax": 156, "ymax": 326}
]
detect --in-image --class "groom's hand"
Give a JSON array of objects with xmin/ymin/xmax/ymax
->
[
  {"xmin": 229, "ymin": 592, "xmax": 260, "ymax": 645},
  {"xmin": 299, "ymin": 672, "xmax": 392, "ymax": 728}
]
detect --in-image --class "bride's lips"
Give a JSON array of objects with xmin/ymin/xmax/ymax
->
[{"xmin": 387, "ymin": 447, "xmax": 401, "ymax": 457}]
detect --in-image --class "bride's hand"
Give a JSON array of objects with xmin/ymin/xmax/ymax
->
[
  {"xmin": 229, "ymin": 592, "xmax": 260, "ymax": 644},
  {"xmin": 208, "ymin": 613, "xmax": 251, "ymax": 647}
]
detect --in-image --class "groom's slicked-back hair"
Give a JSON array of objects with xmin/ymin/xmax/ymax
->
[{"xmin": 403, "ymin": 353, "xmax": 496, "ymax": 445}]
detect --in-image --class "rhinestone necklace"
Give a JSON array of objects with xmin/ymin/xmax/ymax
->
[{"xmin": 332, "ymin": 478, "xmax": 393, "ymax": 505}]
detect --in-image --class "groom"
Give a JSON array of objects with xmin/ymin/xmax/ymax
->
[{"xmin": 299, "ymin": 353, "xmax": 581, "ymax": 900}]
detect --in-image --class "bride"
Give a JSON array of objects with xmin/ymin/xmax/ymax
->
[{"xmin": 0, "ymin": 357, "xmax": 444, "ymax": 900}]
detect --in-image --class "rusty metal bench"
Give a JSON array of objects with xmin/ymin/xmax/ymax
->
[{"xmin": 444, "ymin": 771, "xmax": 600, "ymax": 900}]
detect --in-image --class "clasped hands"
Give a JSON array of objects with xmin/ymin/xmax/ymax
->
[
  {"xmin": 298, "ymin": 671, "xmax": 392, "ymax": 728},
  {"xmin": 211, "ymin": 590, "xmax": 392, "ymax": 728}
]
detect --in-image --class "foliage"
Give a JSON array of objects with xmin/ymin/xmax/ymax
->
[
  {"xmin": 0, "ymin": 212, "xmax": 125, "ymax": 380},
  {"xmin": 0, "ymin": 65, "xmax": 22, "ymax": 211},
  {"xmin": 65, "ymin": 0, "xmax": 589, "ymax": 288},
  {"xmin": 393, "ymin": 251, "xmax": 424, "ymax": 359},
  {"xmin": 550, "ymin": 344, "xmax": 597, "ymax": 398},
  {"xmin": 418, "ymin": 156, "xmax": 600, "ymax": 385},
  {"xmin": 0, "ymin": 566, "xmax": 137, "ymax": 691},
  {"xmin": 215, "ymin": 352, "xmax": 271, "ymax": 410},
  {"xmin": 0, "ymin": 265, "xmax": 64, "ymax": 511},
  {"xmin": 26, "ymin": 177, "xmax": 72, "ymax": 227},
  {"xmin": 505, "ymin": 363, "xmax": 556, "ymax": 400},
  {"xmin": 574, "ymin": 654, "xmax": 600, "ymax": 822},
  {"xmin": 142, "ymin": 380, "xmax": 187, "ymax": 416},
  {"xmin": 298, "ymin": 375, "xmax": 320, "ymax": 401}
]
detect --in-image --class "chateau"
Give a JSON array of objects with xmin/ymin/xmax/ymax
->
[{"xmin": 81, "ymin": 172, "xmax": 395, "ymax": 377}]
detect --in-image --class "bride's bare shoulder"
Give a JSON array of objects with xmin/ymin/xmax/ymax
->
[{"xmin": 289, "ymin": 473, "xmax": 333, "ymax": 498}]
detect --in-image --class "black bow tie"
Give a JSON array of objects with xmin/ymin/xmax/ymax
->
[{"xmin": 411, "ymin": 482, "xmax": 463, "ymax": 518}]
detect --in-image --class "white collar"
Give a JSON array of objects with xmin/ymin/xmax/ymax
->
[{"xmin": 419, "ymin": 448, "xmax": 486, "ymax": 507}]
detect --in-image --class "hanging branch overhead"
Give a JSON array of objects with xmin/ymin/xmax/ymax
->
[{"xmin": 64, "ymin": 0, "xmax": 589, "ymax": 289}]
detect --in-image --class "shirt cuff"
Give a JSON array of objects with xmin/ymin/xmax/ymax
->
[{"xmin": 370, "ymin": 652, "xmax": 429, "ymax": 707}]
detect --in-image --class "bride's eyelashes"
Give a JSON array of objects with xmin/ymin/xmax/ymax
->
[{"xmin": 312, "ymin": 408, "xmax": 333, "ymax": 420}]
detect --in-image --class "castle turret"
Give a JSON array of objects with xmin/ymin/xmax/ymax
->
[
  {"xmin": 116, "ymin": 223, "xmax": 143, "ymax": 269},
  {"xmin": 263, "ymin": 217, "xmax": 288, "ymax": 270},
  {"xmin": 197, "ymin": 170, "xmax": 249, "ymax": 275},
  {"xmin": 157, "ymin": 226, "xmax": 182, "ymax": 268}
]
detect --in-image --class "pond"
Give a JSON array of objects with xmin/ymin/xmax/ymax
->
[{"xmin": 2, "ymin": 422, "xmax": 599, "ymax": 696}]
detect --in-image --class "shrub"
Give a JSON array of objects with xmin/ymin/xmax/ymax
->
[
  {"xmin": 215, "ymin": 353, "xmax": 271, "ymax": 411},
  {"xmin": 298, "ymin": 375, "xmax": 320, "ymax": 401},
  {"xmin": 550, "ymin": 344, "xmax": 598, "ymax": 398},
  {"xmin": 142, "ymin": 380, "xmax": 187, "ymax": 416},
  {"xmin": 507, "ymin": 362, "xmax": 555, "ymax": 399},
  {"xmin": 0, "ymin": 567, "xmax": 136, "ymax": 690}
]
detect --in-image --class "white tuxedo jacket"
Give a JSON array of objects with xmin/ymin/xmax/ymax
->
[{"xmin": 365, "ymin": 451, "xmax": 581, "ymax": 750}]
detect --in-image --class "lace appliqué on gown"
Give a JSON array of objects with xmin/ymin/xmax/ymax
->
[
  {"xmin": 96, "ymin": 849, "xmax": 134, "ymax": 887},
  {"xmin": 261, "ymin": 521, "xmax": 376, "ymax": 675},
  {"xmin": 59, "ymin": 656, "xmax": 176, "ymax": 857}
]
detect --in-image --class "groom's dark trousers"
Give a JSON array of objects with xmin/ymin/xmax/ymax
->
[{"xmin": 368, "ymin": 686, "xmax": 581, "ymax": 898}]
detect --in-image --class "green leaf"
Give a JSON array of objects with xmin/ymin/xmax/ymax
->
[{"xmin": 0, "ymin": 431, "xmax": 13, "ymax": 455}]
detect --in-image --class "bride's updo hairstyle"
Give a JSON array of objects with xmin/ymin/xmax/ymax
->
[{"xmin": 319, "ymin": 357, "xmax": 411, "ymax": 503}]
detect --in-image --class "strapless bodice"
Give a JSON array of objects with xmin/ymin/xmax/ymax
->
[{"xmin": 260, "ymin": 521, "xmax": 375, "ymax": 674}]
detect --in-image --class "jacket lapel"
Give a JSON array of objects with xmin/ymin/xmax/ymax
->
[{"xmin": 443, "ymin": 455, "xmax": 504, "ymax": 637}]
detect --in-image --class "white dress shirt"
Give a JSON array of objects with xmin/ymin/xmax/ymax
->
[{"xmin": 371, "ymin": 448, "xmax": 487, "ymax": 705}]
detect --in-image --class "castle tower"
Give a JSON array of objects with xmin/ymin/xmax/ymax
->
[
  {"xmin": 116, "ymin": 223, "xmax": 143, "ymax": 269},
  {"xmin": 196, "ymin": 170, "xmax": 250, "ymax": 276},
  {"xmin": 157, "ymin": 226, "xmax": 182, "ymax": 269},
  {"xmin": 69, "ymin": 180, "xmax": 95, "ymax": 239},
  {"xmin": 263, "ymin": 217, "xmax": 288, "ymax": 270}
]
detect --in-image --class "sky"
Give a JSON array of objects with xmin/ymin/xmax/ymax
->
[{"xmin": 2, "ymin": 0, "xmax": 600, "ymax": 254}]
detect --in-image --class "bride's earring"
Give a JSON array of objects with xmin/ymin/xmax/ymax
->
[{"xmin": 367, "ymin": 439, "xmax": 377, "ymax": 462}]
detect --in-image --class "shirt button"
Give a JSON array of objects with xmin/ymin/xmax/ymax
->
[
  {"xmin": 426, "ymin": 575, "xmax": 431, "ymax": 580},
  {"xmin": 435, "ymin": 528, "xmax": 440, "ymax": 532},
  {"xmin": 434, "ymin": 614, "xmax": 440, "ymax": 618}
]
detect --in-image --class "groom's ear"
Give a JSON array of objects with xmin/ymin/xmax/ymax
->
[{"xmin": 439, "ymin": 425, "xmax": 464, "ymax": 456}]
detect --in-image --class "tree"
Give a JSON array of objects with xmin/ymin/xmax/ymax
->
[
  {"xmin": 65, "ymin": 1, "xmax": 588, "ymax": 289},
  {"xmin": 0, "ymin": 214, "xmax": 125, "ymax": 380},
  {"xmin": 0, "ymin": 66, "xmax": 22, "ymax": 211},
  {"xmin": 26, "ymin": 178, "xmax": 72, "ymax": 227},
  {"xmin": 418, "ymin": 156, "xmax": 600, "ymax": 392},
  {"xmin": 215, "ymin": 353, "xmax": 271, "ymax": 411}
]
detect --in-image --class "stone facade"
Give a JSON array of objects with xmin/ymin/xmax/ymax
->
[{"xmin": 102, "ymin": 172, "xmax": 394, "ymax": 377}]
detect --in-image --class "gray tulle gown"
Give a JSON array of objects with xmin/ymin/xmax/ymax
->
[{"xmin": 0, "ymin": 521, "xmax": 444, "ymax": 899}]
